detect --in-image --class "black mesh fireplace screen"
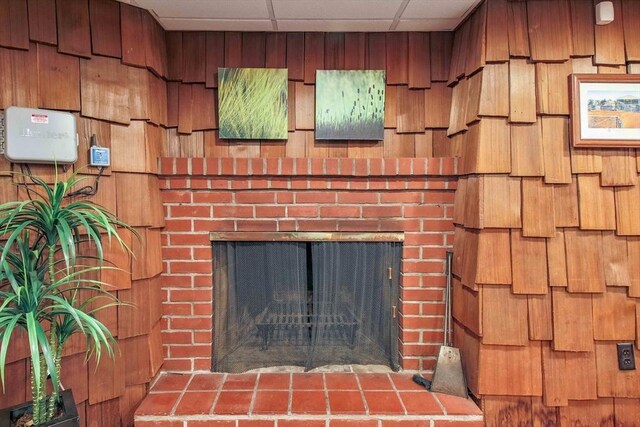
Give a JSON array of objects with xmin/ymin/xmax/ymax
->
[{"xmin": 212, "ymin": 240, "xmax": 401, "ymax": 372}]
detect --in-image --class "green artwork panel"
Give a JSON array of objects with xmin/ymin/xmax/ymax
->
[
  {"xmin": 316, "ymin": 70, "xmax": 385, "ymax": 140},
  {"xmin": 218, "ymin": 67, "xmax": 288, "ymax": 139}
]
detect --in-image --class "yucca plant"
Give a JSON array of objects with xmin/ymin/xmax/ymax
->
[{"xmin": 0, "ymin": 172, "xmax": 135, "ymax": 425}]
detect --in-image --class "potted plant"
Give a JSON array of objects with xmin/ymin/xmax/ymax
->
[{"xmin": 0, "ymin": 172, "xmax": 135, "ymax": 426}]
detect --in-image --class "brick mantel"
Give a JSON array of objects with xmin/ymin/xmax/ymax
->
[{"xmin": 158, "ymin": 157, "xmax": 459, "ymax": 373}]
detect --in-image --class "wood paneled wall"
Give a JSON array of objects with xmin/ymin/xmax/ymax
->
[
  {"xmin": 0, "ymin": 0, "xmax": 165, "ymax": 425},
  {"xmin": 162, "ymin": 31, "xmax": 457, "ymax": 159},
  {"xmin": 450, "ymin": 0, "xmax": 640, "ymax": 424}
]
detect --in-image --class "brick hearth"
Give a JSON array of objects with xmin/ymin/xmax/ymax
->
[
  {"xmin": 134, "ymin": 372, "xmax": 483, "ymax": 426},
  {"xmin": 158, "ymin": 157, "xmax": 458, "ymax": 373}
]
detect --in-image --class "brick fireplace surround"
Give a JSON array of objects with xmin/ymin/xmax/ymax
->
[
  {"xmin": 157, "ymin": 156, "xmax": 458, "ymax": 374},
  {"xmin": 135, "ymin": 156, "xmax": 484, "ymax": 426}
]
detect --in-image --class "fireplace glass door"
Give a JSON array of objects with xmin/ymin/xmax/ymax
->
[{"xmin": 212, "ymin": 240, "xmax": 401, "ymax": 372}]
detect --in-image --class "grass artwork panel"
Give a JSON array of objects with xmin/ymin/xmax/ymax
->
[
  {"xmin": 218, "ymin": 67, "xmax": 288, "ymax": 139},
  {"xmin": 315, "ymin": 70, "xmax": 385, "ymax": 140}
]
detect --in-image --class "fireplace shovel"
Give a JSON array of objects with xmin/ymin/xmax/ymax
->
[{"xmin": 425, "ymin": 251, "xmax": 468, "ymax": 398}]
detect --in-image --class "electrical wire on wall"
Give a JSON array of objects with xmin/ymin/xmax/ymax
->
[{"xmin": 17, "ymin": 134, "xmax": 106, "ymax": 200}]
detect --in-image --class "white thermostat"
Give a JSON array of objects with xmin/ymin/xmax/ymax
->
[{"xmin": 4, "ymin": 106, "xmax": 78, "ymax": 164}]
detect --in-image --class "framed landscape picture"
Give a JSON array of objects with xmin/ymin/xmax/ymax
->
[
  {"xmin": 571, "ymin": 74, "xmax": 640, "ymax": 147},
  {"xmin": 315, "ymin": 70, "xmax": 385, "ymax": 140},
  {"xmin": 218, "ymin": 68, "xmax": 288, "ymax": 140}
]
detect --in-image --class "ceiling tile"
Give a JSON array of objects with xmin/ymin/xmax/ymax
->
[
  {"xmin": 272, "ymin": 0, "xmax": 403, "ymax": 19},
  {"xmin": 133, "ymin": 0, "xmax": 270, "ymax": 19},
  {"xmin": 402, "ymin": 0, "xmax": 480, "ymax": 19},
  {"xmin": 159, "ymin": 18, "xmax": 274, "ymax": 31},
  {"xmin": 276, "ymin": 19, "xmax": 393, "ymax": 32},
  {"xmin": 395, "ymin": 18, "xmax": 460, "ymax": 31}
]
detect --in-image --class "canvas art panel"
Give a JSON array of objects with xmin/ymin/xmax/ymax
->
[
  {"xmin": 218, "ymin": 68, "xmax": 288, "ymax": 140},
  {"xmin": 315, "ymin": 70, "xmax": 386, "ymax": 140}
]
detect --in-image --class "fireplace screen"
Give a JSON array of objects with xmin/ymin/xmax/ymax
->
[{"xmin": 212, "ymin": 240, "xmax": 401, "ymax": 372}]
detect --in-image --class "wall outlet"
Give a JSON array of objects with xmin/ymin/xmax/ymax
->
[{"xmin": 617, "ymin": 343, "xmax": 636, "ymax": 370}]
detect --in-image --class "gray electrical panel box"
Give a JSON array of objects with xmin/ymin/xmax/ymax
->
[{"xmin": 4, "ymin": 106, "xmax": 78, "ymax": 164}]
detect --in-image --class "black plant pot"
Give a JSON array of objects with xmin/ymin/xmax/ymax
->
[{"xmin": 0, "ymin": 389, "xmax": 79, "ymax": 427}]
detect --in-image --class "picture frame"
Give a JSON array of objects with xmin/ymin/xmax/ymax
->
[{"xmin": 571, "ymin": 74, "xmax": 640, "ymax": 147}]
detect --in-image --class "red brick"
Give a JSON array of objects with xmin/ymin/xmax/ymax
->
[
  {"xmin": 433, "ymin": 422, "xmax": 483, "ymax": 427},
  {"xmin": 193, "ymin": 358, "xmax": 213, "ymax": 370},
  {"xmin": 251, "ymin": 179, "xmax": 270, "ymax": 189},
  {"xmin": 277, "ymin": 192, "xmax": 294, "ymax": 204},
  {"xmin": 297, "ymin": 220, "xmax": 339, "ymax": 231},
  {"xmin": 403, "ymin": 261, "xmax": 444, "ymax": 274},
  {"xmin": 327, "ymin": 390, "xmax": 366, "ymax": 414},
  {"xmin": 403, "ymin": 344, "xmax": 440, "ymax": 357},
  {"xmin": 193, "ymin": 247, "xmax": 212, "ymax": 259},
  {"xmin": 422, "ymin": 219, "xmax": 454, "ymax": 232},
  {"xmin": 236, "ymin": 158, "xmax": 250, "ymax": 175},
  {"xmin": 362, "ymin": 206, "xmax": 402, "ymax": 218},
  {"xmin": 220, "ymin": 158, "xmax": 234, "ymax": 175},
  {"xmin": 169, "ymin": 233, "xmax": 211, "ymax": 246},
  {"xmin": 171, "ymin": 344, "xmax": 211, "ymax": 358},
  {"xmin": 214, "ymin": 206, "xmax": 253, "ymax": 218},
  {"xmin": 311, "ymin": 158, "xmax": 325, "ymax": 174},
  {"xmin": 379, "ymin": 192, "xmax": 422, "ymax": 203},
  {"xmin": 309, "ymin": 177, "xmax": 330, "ymax": 189},
  {"xmin": 295, "ymin": 158, "xmax": 309, "ymax": 175},
  {"xmin": 193, "ymin": 302, "xmax": 213, "ymax": 316},
  {"xmin": 223, "ymin": 374, "xmax": 258, "ymax": 390},
  {"xmin": 378, "ymin": 219, "xmax": 406, "ymax": 231},
  {"xmin": 251, "ymin": 158, "xmax": 265, "ymax": 175},
  {"xmin": 326, "ymin": 158, "xmax": 340, "ymax": 175},
  {"xmin": 266, "ymin": 158, "xmax": 280, "ymax": 174},
  {"xmin": 162, "ymin": 359, "xmax": 192, "ymax": 371},
  {"xmin": 270, "ymin": 177, "xmax": 290, "ymax": 189},
  {"xmin": 424, "ymin": 191, "xmax": 455, "ymax": 204},
  {"xmin": 402, "ymin": 303, "xmax": 421, "ymax": 316},
  {"xmin": 162, "ymin": 191, "xmax": 192, "ymax": 203},
  {"xmin": 368, "ymin": 178, "xmax": 387, "ymax": 190},
  {"xmin": 236, "ymin": 220, "xmax": 278, "ymax": 231},
  {"xmin": 398, "ymin": 158, "xmax": 412, "ymax": 175},
  {"xmin": 412, "ymin": 159, "xmax": 426, "ymax": 176},
  {"xmin": 281, "ymin": 158, "xmax": 294, "ymax": 175},
  {"xmin": 340, "ymin": 158, "xmax": 355, "ymax": 175},
  {"xmin": 162, "ymin": 303, "xmax": 192, "ymax": 316},
  {"xmin": 278, "ymin": 219, "xmax": 297, "ymax": 231},
  {"xmin": 170, "ymin": 261, "xmax": 212, "ymax": 274},
  {"xmin": 230, "ymin": 180, "xmax": 250, "ymax": 190},
  {"xmin": 287, "ymin": 206, "xmax": 318, "ymax": 217},
  {"xmin": 337, "ymin": 220, "xmax": 381, "ymax": 231},
  {"xmin": 176, "ymin": 158, "xmax": 189, "ymax": 174},
  {"xmin": 401, "ymin": 330, "xmax": 421, "ymax": 342},
  {"xmin": 336, "ymin": 192, "xmax": 379, "ymax": 204},
  {"xmin": 236, "ymin": 191, "xmax": 276, "ymax": 204},
  {"xmin": 400, "ymin": 358, "xmax": 421, "ymax": 370},
  {"xmin": 162, "ymin": 247, "xmax": 191, "ymax": 260},
  {"xmin": 211, "ymin": 178, "xmax": 230, "ymax": 189},
  {"xmin": 170, "ymin": 289, "xmax": 212, "ymax": 303},
  {"xmin": 162, "ymin": 331, "xmax": 193, "ymax": 345},
  {"xmin": 192, "ymin": 192, "xmax": 233, "ymax": 203},
  {"xmin": 381, "ymin": 421, "xmax": 431, "ymax": 427},
  {"xmin": 151, "ymin": 373, "xmax": 191, "ymax": 392},
  {"xmin": 238, "ymin": 421, "xmax": 275, "ymax": 427},
  {"xmin": 330, "ymin": 178, "xmax": 349, "ymax": 189},
  {"xmin": 402, "ymin": 289, "xmax": 443, "ymax": 302},
  {"xmin": 362, "ymin": 390, "xmax": 404, "ymax": 414},
  {"xmin": 404, "ymin": 205, "xmax": 445, "ymax": 218},
  {"xmin": 368, "ymin": 158, "xmax": 382, "ymax": 176},
  {"xmin": 255, "ymin": 206, "xmax": 286, "ymax": 218},
  {"xmin": 190, "ymin": 178, "xmax": 210, "ymax": 189},
  {"xmin": 319, "ymin": 206, "xmax": 361, "ymax": 218},
  {"xmin": 384, "ymin": 159, "xmax": 398, "ymax": 175},
  {"xmin": 354, "ymin": 159, "xmax": 368, "ymax": 176},
  {"xmin": 401, "ymin": 316, "xmax": 444, "ymax": 330},
  {"xmin": 349, "ymin": 180, "xmax": 367, "ymax": 190},
  {"xmin": 279, "ymin": 421, "xmax": 325, "ymax": 427},
  {"xmin": 159, "ymin": 157, "xmax": 174, "ymax": 174},
  {"xmin": 171, "ymin": 317, "xmax": 212, "ymax": 330},
  {"xmin": 330, "ymin": 420, "xmax": 378, "ymax": 427},
  {"xmin": 426, "ymin": 179, "xmax": 447, "ymax": 190},
  {"xmin": 137, "ymin": 421, "xmax": 184, "ymax": 427},
  {"xmin": 194, "ymin": 276, "xmax": 213, "ymax": 288},
  {"xmin": 403, "ymin": 233, "xmax": 444, "ymax": 246},
  {"xmin": 251, "ymin": 390, "xmax": 289, "ymax": 414},
  {"xmin": 189, "ymin": 421, "xmax": 235, "ymax": 427},
  {"xmin": 135, "ymin": 392, "xmax": 180, "ymax": 416},
  {"xmin": 191, "ymin": 158, "xmax": 204, "ymax": 175},
  {"xmin": 174, "ymin": 390, "xmax": 216, "ymax": 415},
  {"xmin": 170, "ymin": 205, "xmax": 211, "ymax": 218},
  {"xmin": 213, "ymin": 391, "xmax": 253, "ymax": 414}
]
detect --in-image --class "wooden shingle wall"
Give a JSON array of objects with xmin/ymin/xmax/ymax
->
[
  {"xmin": 162, "ymin": 31, "xmax": 457, "ymax": 159},
  {"xmin": 451, "ymin": 0, "xmax": 640, "ymax": 424},
  {"xmin": 0, "ymin": 0, "xmax": 165, "ymax": 425}
]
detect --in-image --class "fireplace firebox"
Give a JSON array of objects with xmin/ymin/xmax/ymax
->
[{"xmin": 211, "ymin": 233, "xmax": 401, "ymax": 373}]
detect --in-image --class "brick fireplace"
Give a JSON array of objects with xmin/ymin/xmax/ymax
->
[{"xmin": 158, "ymin": 156, "xmax": 458, "ymax": 373}]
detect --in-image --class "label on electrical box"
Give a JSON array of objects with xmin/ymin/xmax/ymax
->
[{"xmin": 31, "ymin": 114, "xmax": 49, "ymax": 124}]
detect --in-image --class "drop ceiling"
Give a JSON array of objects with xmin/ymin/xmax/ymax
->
[{"xmin": 123, "ymin": 0, "xmax": 482, "ymax": 32}]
